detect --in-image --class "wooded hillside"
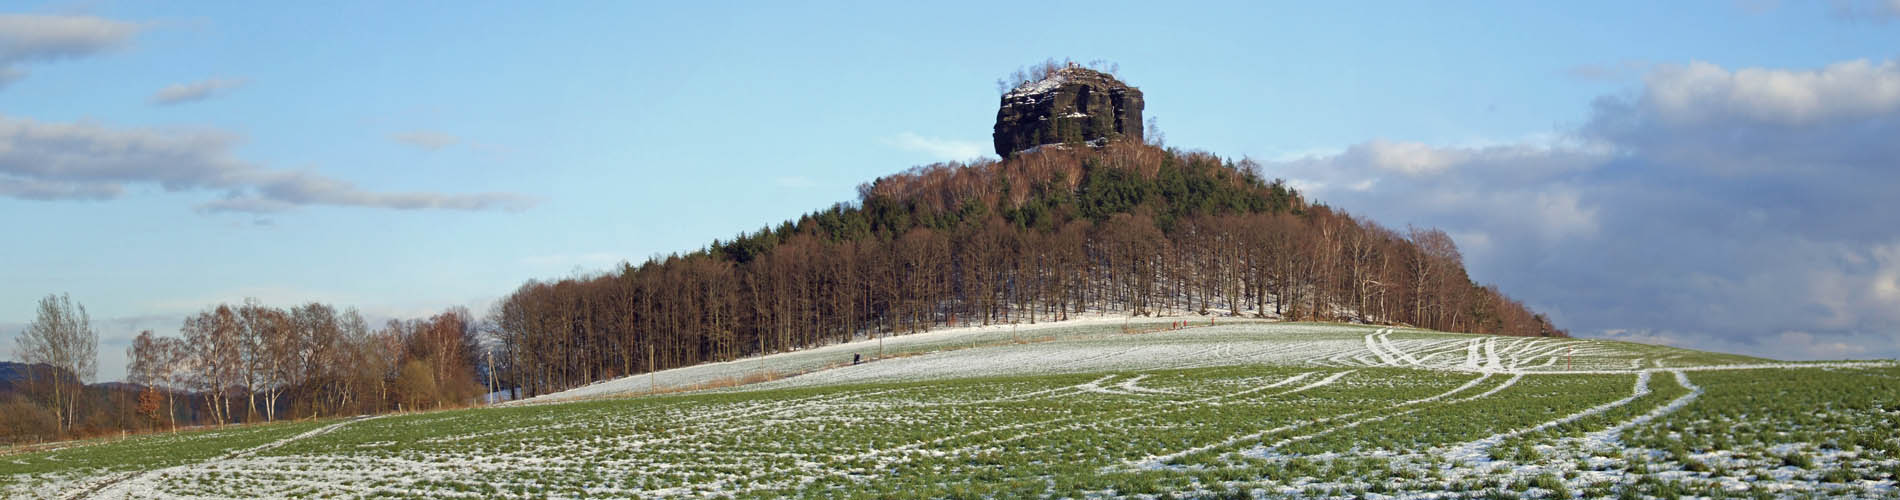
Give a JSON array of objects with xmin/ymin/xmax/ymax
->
[{"xmin": 490, "ymin": 142, "xmax": 1565, "ymax": 398}]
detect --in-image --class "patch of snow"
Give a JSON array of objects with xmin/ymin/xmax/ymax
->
[
  {"xmin": 1005, "ymin": 73, "xmax": 1069, "ymax": 99},
  {"xmin": 1583, "ymin": 370, "xmax": 1703, "ymax": 449},
  {"xmin": 1444, "ymin": 371, "xmax": 1652, "ymax": 464}
]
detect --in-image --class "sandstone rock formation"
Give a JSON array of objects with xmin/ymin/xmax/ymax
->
[{"xmin": 993, "ymin": 65, "xmax": 1144, "ymax": 158}]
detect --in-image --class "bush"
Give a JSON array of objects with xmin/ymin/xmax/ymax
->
[
  {"xmin": 0, "ymin": 394, "xmax": 59, "ymax": 443},
  {"xmin": 396, "ymin": 360, "xmax": 440, "ymax": 411}
]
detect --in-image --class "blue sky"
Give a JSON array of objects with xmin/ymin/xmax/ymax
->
[{"xmin": 3, "ymin": 1, "xmax": 1898, "ymax": 380}]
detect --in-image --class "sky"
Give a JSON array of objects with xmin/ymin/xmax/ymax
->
[{"xmin": 2, "ymin": 1, "xmax": 1898, "ymax": 381}]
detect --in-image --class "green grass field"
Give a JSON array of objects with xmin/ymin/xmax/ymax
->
[{"xmin": 6, "ymin": 321, "xmax": 1896, "ymax": 499}]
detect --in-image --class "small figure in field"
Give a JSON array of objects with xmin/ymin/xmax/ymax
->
[{"xmin": 853, "ymin": 353, "xmax": 862, "ymax": 365}]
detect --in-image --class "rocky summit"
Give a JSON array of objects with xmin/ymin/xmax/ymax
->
[{"xmin": 993, "ymin": 65, "xmax": 1144, "ymax": 157}]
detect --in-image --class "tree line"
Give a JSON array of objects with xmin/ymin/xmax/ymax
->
[
  {"xmin": 488, "ymin": 142, "xmax": 1565, "ymax": 399},
  {"xmin": 4, "ymin": 295, "xmax": 482, "ymax": 444}
]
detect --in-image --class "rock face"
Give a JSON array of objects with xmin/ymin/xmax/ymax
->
[{"xmin": 993, "ymin": 66, "xmax": 1144, "ymax": 158}]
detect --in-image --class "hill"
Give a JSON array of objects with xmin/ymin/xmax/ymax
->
[
  {"xmin": 490, "ymin": 141, "xmax": 1566, "ymax": 401},
  {"xmin": 7, "ymin": 320, "xmax": 1894, "ymax": 499},
  {"xmin": 0, "ymin": 362, "xmax": 49, "ymax": 393},
  {"xmin": 484, "ymin": 64, "xmax": 1566, "ymax": 401}
]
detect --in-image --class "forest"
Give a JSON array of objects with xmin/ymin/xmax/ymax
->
[
  {"xmin": 3, "ymin": 141, "xmax": 1563, "ymax": 445},
  {"xmin": 487, "ymin": 142, "xmax": 1565, "ymax": 399}
]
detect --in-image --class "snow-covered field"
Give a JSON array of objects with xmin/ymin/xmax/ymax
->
[
  {"xmin": 6, "ymin": 319, "xmax": 1897, "ymax": 499},
  {"xmin": 513, "ymin": 314, "xmax": 1164, "ymax": 403},
  {"xmin": 523, "ymin": 317, "xmax": 1788, "ymax": 403}
]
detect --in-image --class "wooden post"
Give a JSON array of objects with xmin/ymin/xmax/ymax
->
[{"xmin": 648, "ymin": 344, "xmax": 657, "ymax": 393}]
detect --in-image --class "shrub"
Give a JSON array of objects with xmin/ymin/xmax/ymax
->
[
  {"xmin": 0, "ymin": 394, "xmax": 59, "ymax": 443},
  {"xmin": 395, "ymin": 360, "xmax": 440, "ymax": 411}
]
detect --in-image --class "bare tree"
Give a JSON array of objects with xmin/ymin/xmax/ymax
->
[
  {"xmin": 183, "ymin": 305, "xmax": 244, "ymax": 425},
  {"xmin": 236, "ymin": 299, "xmax": 289, "ymax": 422},
  {"xmin": 338, "ymin": 308, "xmax": 373, "ymax": 415},
  {"xmin": 127, "ymin": 330, "xmax": 189, "ymax": 431},
  {"xmin": 126, "ymin": 331, "xmax": 163, "ymax": 424},
  {"xmin": 254, "ymin": 304, "xmax": 295, "ymax": 421},
  {"xmin": 13, "ymin": 293, "xmax": 98, "ymax": 435},
  {"xmin": 155, "ymin": 336, "xmax": 188, "ymax": 430},
  {"xmin": 1407, "ymin": 226, "xmax": 1461, "ymax": 329},
  {"xmin": 291, "ymin": 303, "xmax": 341, "ymax": 418}
]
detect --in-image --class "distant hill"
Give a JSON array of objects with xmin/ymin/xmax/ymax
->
[
  {"xmin": 0, "ymin": 360, "xmax": 33, "ymax": 382},
  {"xmin": 0, "ymin": 361, "xmax": 70, "ymax": 393},
  {"xmin": 0, "ymin": 361, "xmax": 146, "ymax": 395}
]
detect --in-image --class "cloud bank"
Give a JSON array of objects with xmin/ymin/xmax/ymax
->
[
  {"xmin": 0, "ymin": 14, "xmax": 139, "ymax": 87},
  {"xmin": 0, "ymin": 114, "xmax": 537, "ymax": 214},
  {"xmin": 1270, "ymin": 58, "xmax": 1900, "ymax": 360}
]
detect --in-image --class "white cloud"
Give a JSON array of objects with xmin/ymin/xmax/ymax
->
[
  {"xmin": 390, "ymin": 130, "xmax": 460, "ymax": 151},
  {"xmin": 1446, "ymin": 230, "xmax": 1493, "ymax": 257},
  {"xmin": 1262, "ymin": 57, "xmax": 1900, "ymax": 361},
  {"xmin": 1275, "ymin": 139, "xmax": 1605, "ymax": 247},
  {"xmin": 1874, "ymin": 244, "xmax": 1900, "ymax": 304},
  {"xmin": 0, "ymin": 14, "xmax": 139, "ymax": 87},
  {"xmin": 887, "ymin": 132, "xmax": 987, "ymax": 161},
  {"xmin": 1356, "ymin": 139, "xmax": 1464, "ymax": 175},
  {"xmin": 1642, "ymin": 59, "xmax": 1900, "ymax": 126},
  {"xmin": 1806, "ymin": 241, "xmax": 1900, "ymax": 328},
  {"xmin": 198, "ymin": 170, "xmax": 537, "ymax": 213},
  {"xmin": 0, "ymin": 115, "xmax": 253, "ymax": 190},
  {"xmin": 149, "ymin": 77, "xmax": 247, "ymax": 105},
  {"xmin": 1532, "ymin": 190, "xmax": 1599, "ymax": 241},
  {"xmin": 0, "ymin": 113, "xmax": 537, "ymax": 214},
  {"xmin": 1282, "ymin": 178, "xmax": 1326, "ymax": 194},
  {"xmin": 0, "ymin": 177, "xmax": 121, "ymax": 200}
]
